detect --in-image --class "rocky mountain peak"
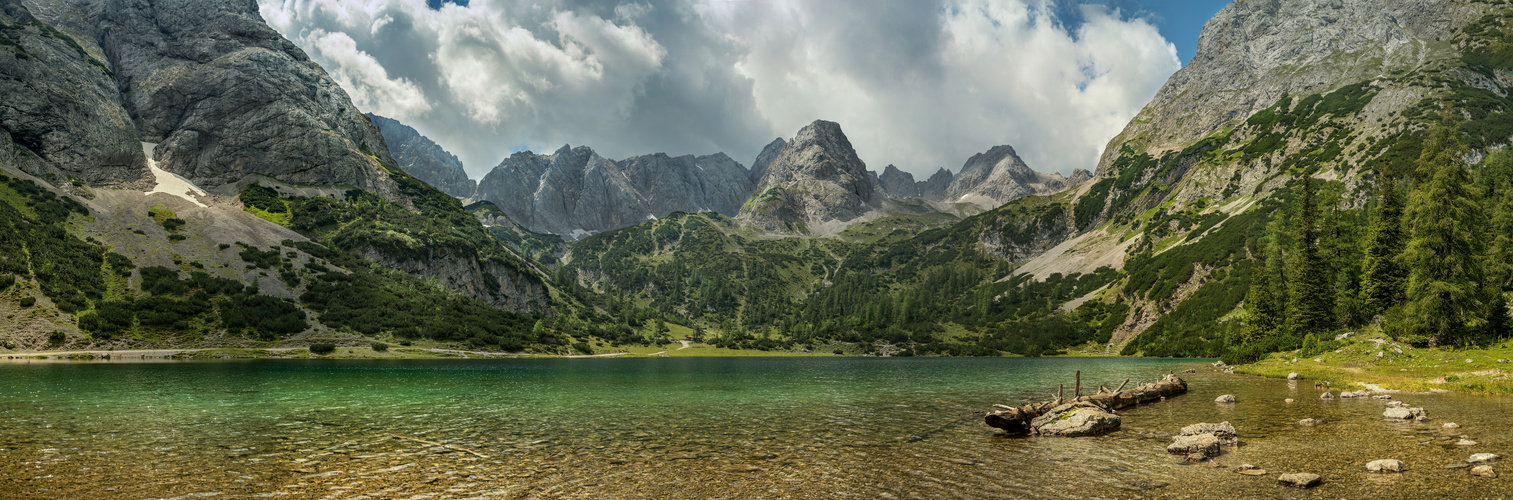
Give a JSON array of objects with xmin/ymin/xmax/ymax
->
[
  {"xmin": 749, "ymin": 138, "xmax": 787, "ymax": 183},
  {"xmin": 366, "ymin": 114, "xmax": 476, "ymax": 198},
  {"xmin": 945, "ymin": 144, "xmax": 1079, "ymax": 210},
  {"xmin": 878, "ymin": 164, "xmax": 920, "ymax": 198},
  {"xmin": 740, "ymin": 120, "xmax": 882, "ymax": 234}
]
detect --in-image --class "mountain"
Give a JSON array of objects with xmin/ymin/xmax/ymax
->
[
  {"xmin": 748, "ymin": 138, "xmax": 786, "ymax": 184},
  {"xmin": 0, "ymin": 0, "xmax": 558, "ymax": 353},
  {"xmin": 474, "ymin": 146, "xmax": 754, "ymax": 236},
  {"xmin": 877, "ymin": 165, "xmax": 919, "ymax": 198},
  {"xmin": 944, "ymin": 145, "xmax": 1090, "ymax": 210},
  {"xmin": 917, "ymin": 168, "xmax": 953, "ymax": 201},
  {"xmin": 0, "ymin": 0, "xmax": 147, "ymax": 188},
  {"xmin": 366, "ymin": 114, "xmax": 476, "ymax": 198},
  {"xmin": 740, "ymin": 120, "xmax": 884, "ymax": 234},
  {"xmin": 95, "ymin": 0, "xmax": 403, "ymax": 201}
]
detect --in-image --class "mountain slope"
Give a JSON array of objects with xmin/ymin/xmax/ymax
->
[
  {"xmin": 945, "ymin": 145, "xmax": 1090, "ymax": 210},
  {"xmin": 97, "ymin": 0, "xmax": 403, "ymax": 201},
  {"xmin": 367, "ymin": 113, "xmax": 476, "ymax": 198}
]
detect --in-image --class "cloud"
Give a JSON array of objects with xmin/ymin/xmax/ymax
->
[{"xmin": 258, "ymin": 0, "xmax": 1179, "ymax": 179}]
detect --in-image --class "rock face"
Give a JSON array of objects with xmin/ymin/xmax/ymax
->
[
  {"xmin": 1028, "ymin": 402, "xmax": 1121, "ymax": 437},
  {"xmin": 0, "ymin": 0, "xmax": 147, "ymax": 187},
  {"xmin": 944, "ymin": 145, "xmax": 1086, "ymax": 209},
  {"xmin": 740, "ymin": 120, "xmax": 883, "ymax": 234},
  {"xmin": 917, "ymin": 168, "xmax": 953, "ymax": 201},
  {"xmin": 358, "ymin": 247, "xmax": 548, "ymax": 315},
  {"xmin": 475, "ymin": 146, "xmax": 754, "ymax": 236},
  {"xmin": 367, "ymin": 114, "xmax": 475, "ymax": 198},
  {"xmin": 877, "ymin": 165, "xmax": 920, "ymax": 198},
  {"xmin": 1096, "ymin": 0, "xmax": 1462, "ymax": 169},
  {"xmin": 748, "ymin": 138, "xmax": 786, "ymax": 184},
  {"xmin": 96, "ymin": 0, "xmax": 401, "ymax": 200}
]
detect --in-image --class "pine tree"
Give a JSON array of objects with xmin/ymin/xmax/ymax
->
[
  {"xmin": 1403, "ymin": 125, "xmax": 1487, "ymax": 344},
  {"xmin": 1242, "ymin": 254, "xmax": 1281, "ymax": 344},
  {"xmin": 1488, "ymin": 178, "xmax": 1513, "ymax": 292},
  {"xmin": 1286, "ymin": 178, "xmax": 1334, "ymax": 339},
  {"xmin": 1359, "ymin": 175, "xmax": 1407, "ymax": 317}
]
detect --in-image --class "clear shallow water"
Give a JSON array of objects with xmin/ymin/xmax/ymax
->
[{"xmin": 1, "ymin": 357, "xmax": 1510, "ymax": 499}]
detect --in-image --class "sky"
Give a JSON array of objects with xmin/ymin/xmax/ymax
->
[{"xmin": 258, "ymin": 0, "xmax": 1230, "ymax": 179}]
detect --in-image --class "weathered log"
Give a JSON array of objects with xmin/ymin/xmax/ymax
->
[{"xmin": 985, "ymin": 374, "xmax": 1188, "ymax": 434}]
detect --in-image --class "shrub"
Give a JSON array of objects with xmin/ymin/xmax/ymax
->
[
  {"xmin": 309, "ymin": 343, "xmax": 336, "ymax": 355},
  {"xmin": 19, "ymin": 296, "xmax": 36, "ymax": 307},
  {"xmin": 48, "ymin": 330, "xmax": 65, "ymax": 344},
  {"xmin": 371, "ymin": 342, "xmax": 388, "ymax": 352},
  {"xmin": 0, "ymin": 274, "xmax": 14, "ymax": 290},
  {"xmin": 571, "ymin": 341, "xmax": 594, "ymax": 355}
]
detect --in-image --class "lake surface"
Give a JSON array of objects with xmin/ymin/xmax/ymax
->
[{"xmin": 1, "ymin": 357, "xmax": 1510, "ymax": 498}]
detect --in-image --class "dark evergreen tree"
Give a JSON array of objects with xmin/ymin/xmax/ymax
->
[
  {"xmin": 1242, "ymin": 254, "xmax": 1281, "ymax": 344},
  {"xmin": 1359, "ymin": 175, "xmax": 1407, "ymax": 317},
  {"xmin": 1488, "ymin": 178, "xmax": 1513, "ymax": 292},
  {"xmin": 1403, "ymin": 125, "xmax": 1487, "ymax": 344},
  {"xmin": 1285, "ymin": 178, "xmax": 1334, "ymax": 338}
]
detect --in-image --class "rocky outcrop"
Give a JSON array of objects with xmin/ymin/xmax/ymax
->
[
  {"xmin": 0, "ymin": 0, "xmax": 147, "ymax": 187},
  {"xmin": 96, "ymin": 0, "xmax": 401, "ymax": 200},
  {"xmin": 877, "ymin": 165, "xmax": 919, "ymax": 198},
  {"xmin": 358, "ymin": 246, "xmax": 549, "ymax": 315},
  {"xmin": 475, "ymin": 145, "xmax": 754, "ymax": 236},
  {"xmin": 945, "ymin": 145, "xmax": 1083, "ymax": 210},
  {"xmin": 748, "ymin": 138, "xmax": 785, "ymax": 184},
  {"xmin": 740, "ymin": 120, "xmax": 883, "ymax": 234},
  {"xmin": 367, "ymin": 114, "xmax": 475, "ymax": 198},
  {"xmin": 918, "ymin": 168, "xmax": 953, "ymax": 201}
]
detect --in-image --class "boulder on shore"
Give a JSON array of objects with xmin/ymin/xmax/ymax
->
[
  {"xmin": 1287, "ymin": 372, "xmax": 1299, "ymax": 380},
  {"xmin": 1366, "ymin": 459, "xmax": 1404, "ymax": 473},
  {"xmin": 1278, "ymin": 473, "xmax": 1322, "ymax": 488},
  {"xmin": 1029, "ymin": 402, "xmax": 1121, "ymax": 437}
]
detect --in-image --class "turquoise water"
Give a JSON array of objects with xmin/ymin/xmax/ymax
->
[{"xmin": 1, "ymin": 357, "xmax": 1509, "ymax": 498}]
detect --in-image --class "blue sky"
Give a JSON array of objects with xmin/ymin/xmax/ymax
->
[{"xmin": 1056, "ymin": 0, "xmax": 1232, "ymax": 63}]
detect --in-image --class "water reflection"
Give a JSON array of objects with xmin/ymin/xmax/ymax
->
[{"xmin": 0, "ymin": 358, "xmax": 1510, "ymax": 498}]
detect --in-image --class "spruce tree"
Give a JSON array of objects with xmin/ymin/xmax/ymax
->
[
  {"xmin": 1242, "ymin": 255, "xmax": 1281, "ymax": 344},
  {"xmin": 1286, "ymin": 178, "xmax": 1334, "ymax": 339},
  {"xmin": 1489, "ymin": 178, "xmax": 1513, "ymax": 292},
  {"xmin": 1402, "ymin": 125, "xmax": 1487, "ymax": 344},
  {"xmin": 1359, "ymin": 175, "xmax": 1407, "ymax": 317}
]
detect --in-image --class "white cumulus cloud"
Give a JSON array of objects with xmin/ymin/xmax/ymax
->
[{"xmin": 258, "ymin": 0, "xmax": 1180, "ymax": 179}]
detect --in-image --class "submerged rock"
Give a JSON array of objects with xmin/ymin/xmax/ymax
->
[
  {"xmin": 1457, "ymin": 439, "xmax": 1479, "ymax": 446},
  {"xmin": 1215, "ymin": 394, "xmax": 1236, "ymax": 404},
  {"xmin": 1366, "ymin": 459, "xmax": 1404, "ymax": 473},
  {"xmin": 1297, "ymin": 418, "xmax": 1320, "ymax": 426},
  {"xmin": 1443, "ymin": 422, "xmax": 1460, "ymax": 429},
  {"xmin": 1320, "ymin": 392, "xmax": 1334, "ymax": 399},
  {"xmin": 1472, "ymin": 465, "xmax": 1498, "ymax": 478},
  {"xmin": 1278, "ymin": 472, "xmax": 1322, "ymax": 488},
  {"xmin": 1029, "ymin": 402, "xmax": 1121, "ymax": 437},
  {"xmin": 1469, "ymin": 453, "xmax": 1500, "ymax": 464},
  {"xmin": 1384, "ymin": 407, "xmax": 1426, "ymax": 420}
]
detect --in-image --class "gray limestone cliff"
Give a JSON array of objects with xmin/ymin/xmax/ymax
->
[
  {"xmin": 945, "ymin": 145, "xmax": 1083, "ymax": 210},
  {"xmin": 96, "ymin": 0, "xmax": 402, "ymax": 200},
  {"xmin": 1099, "ymin": 0, "xmax": 1464, "ymax": 170},
  {"xmin": 475, "ymin": 146, "xmax": 754, "ymax": 236},
  {"xmin": 0, "ymin": 0, "xmax": 147, "ymax": 187},
  {"xmin": 367, "ymin": 113, "xmax": 476, "ymax": 198},
  {"xmin": 918, "ymin": 168, "xmax": 953, "ymax": 201},
  {"xmin": 748, "ymin": 137, "xmax": 786, "ymax": 184},
  {"xmin": 739, "ymin": 120, "xmax": 883, "ymax": 234},
  {"xmin": 877, "ymin": 165, "xmax": 919, "ymax": 198}
]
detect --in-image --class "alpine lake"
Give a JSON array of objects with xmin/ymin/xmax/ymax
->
[{"xmin": 1, "ymin": 357, "xmax": 1509, "ymax": 499}]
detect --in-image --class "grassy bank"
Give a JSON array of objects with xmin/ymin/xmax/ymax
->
[{"xmin": 1234, "ymin": 330, "xmax": 1513, "ymax": 395}]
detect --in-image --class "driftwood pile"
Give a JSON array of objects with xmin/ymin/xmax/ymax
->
[{"xmin": 985, "ymin": 373, "xmax": 1188, "ymax": 434}]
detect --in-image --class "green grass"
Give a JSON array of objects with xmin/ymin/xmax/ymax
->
[{"xmin": 1235, "ymin": 331, "xmax": 1513, "ymax": 395}]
